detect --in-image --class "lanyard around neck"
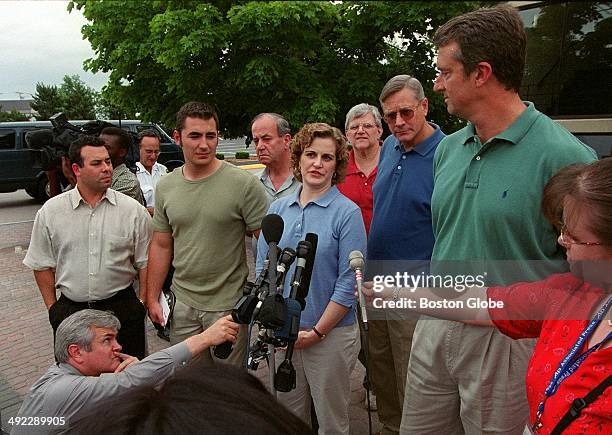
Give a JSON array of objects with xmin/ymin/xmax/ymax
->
[{"xmin": 532, "ymin": 296, "xmax": 612, "ymax": 432}]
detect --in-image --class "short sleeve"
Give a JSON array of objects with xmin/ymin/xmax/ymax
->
[
  {"xmin": 242, "ymin": 175, "xmax": 269, "ymax": 232},
  {"xmin": 23, "ymin": 208, "xmax": 57, "ymax": 270},
  {"xmin": 487, "ymin": 280, "xmax": 552, "ymax": 339},
  {"xmin": 152, "ymin": 178, "xmax": 172, "ymax": 233},
  {"xmin": 133, "ymin": 206, "xmax": 153, "ymax": 269},
  {"xmin": 256, "ymin": 202, "xmax": 278, "ymax": 275},
  {"xmin": 330, "ymin": 208, "xmax": 367, "ymax": 308}
]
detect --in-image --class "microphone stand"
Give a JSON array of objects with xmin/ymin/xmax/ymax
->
[
  {"xmin": 358, "ymin": 305, "xmax": 373, "ymax": 435},
  {"xmin": 350, "ymin": 251, "xmax": 372, "ymax": 435},
  {"xmin": 267, "ymin": 322, "xmax": 277, "ymax": 399},
  {"xmin": 265, "ymin": 248, "xmax": 295, "ymax": 398}
]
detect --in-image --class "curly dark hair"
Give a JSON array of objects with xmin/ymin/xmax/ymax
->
[
  {"xmin": 100, "ymin": 126, "xmax": 132, "ymax": 150},
  {"xmin": 290, "ymin": 123, "xmax": 348, "ymax": 185}
]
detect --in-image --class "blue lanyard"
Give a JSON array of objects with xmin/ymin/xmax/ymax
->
[{"xmin": 532, "ymin": 297, "xmax": 612, "ymax": 431}]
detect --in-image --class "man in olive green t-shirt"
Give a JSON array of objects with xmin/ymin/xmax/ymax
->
[{"xmin": 147, "ymin": 102, "xmax": 268, "ymax": 367}]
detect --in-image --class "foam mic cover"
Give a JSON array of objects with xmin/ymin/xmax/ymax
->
[
  {"xmin": 296, "ymin": 233, "xmax": 318, "ymax": 308},
  {"xmin": 261, "ymin": 214, "xmax": 284, "ymax": 244},
  {"xmin": 25, "ymin": 129, "xmax": 54, "ymax": 150},
  {"xmin": 348, "ymin": 250, "xmax": 365, "ymax": 271}
]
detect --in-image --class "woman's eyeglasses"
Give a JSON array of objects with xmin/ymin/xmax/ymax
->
[{"xmin": 559, "ymin": 225, "xmax": 604, "ymax": 246}]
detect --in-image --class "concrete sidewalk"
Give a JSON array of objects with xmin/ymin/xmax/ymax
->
[{"xmin": 0, "ymin": 224, "xmax": 380, "ymax": 434}]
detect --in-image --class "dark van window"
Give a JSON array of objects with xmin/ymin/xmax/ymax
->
[
  {"xmin": 0, "ymin": 129, "xmax": 16, "ymax": 149},
  {"xmin": 519, "ymin": 2, "xmax": 612, "ymax": 117}
]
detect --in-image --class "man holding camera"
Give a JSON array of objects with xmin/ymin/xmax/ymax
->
[{"xmin": 23, "ymin": 135, "xmax": 152, "ymax": 359}]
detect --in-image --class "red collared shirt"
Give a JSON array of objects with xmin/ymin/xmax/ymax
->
[{"xmin": 337, "ymin": 150, "xmax": 377, "ymax": 235}]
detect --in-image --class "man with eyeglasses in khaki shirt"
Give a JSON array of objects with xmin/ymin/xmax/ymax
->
[{"xmin": 24, "ymin": 135, "xmax": 152, "ymax": 359}]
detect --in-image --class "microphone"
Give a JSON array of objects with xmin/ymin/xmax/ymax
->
[
  {"xmin": 213, "ymin": 214, "xmax": 284, "ymax": 360},
  {"xmin": 296, "ymin": 233, "xmax": 318, "ymax": 309},
  {"xmin": 289, "ymin": 241, "xmax": 312, "ymax": 301},
  {"xmin": 276, "ymin": 234, "xmax": 318, "ymax": 392},
  {"xmin": 276, "ymin": 247, "xmax": 297, "ymax": 288},
  {"xmin": 261, "ymin": 214, "xmax": 284, "ymax": 290},
  {"xmin": 349, "ymin": 250, "xmax": 367, "ymax": 330}
]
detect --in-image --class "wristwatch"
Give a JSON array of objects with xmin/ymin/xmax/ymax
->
[{"xmin": 312, "ymin": 326, "xmax": 326, "ymax": 340}]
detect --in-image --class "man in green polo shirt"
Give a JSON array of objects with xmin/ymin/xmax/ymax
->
[{"xmin": 400, "ymin": 5, "xmax": 596, "ymax": 434}]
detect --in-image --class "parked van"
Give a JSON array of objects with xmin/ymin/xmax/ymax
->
[{"xmin": 0, "ymin": 120, "xmax": 184, "ymax": 202}]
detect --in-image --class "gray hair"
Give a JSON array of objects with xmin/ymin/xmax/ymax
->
[
  {"xmin": 379, "ymin": 75, "xmax": 425, "ymax": 106},
  {"xmin": 250, "ymin": 113, "xmax": 291, "ymax": 136},
  {"xmin": 54, "ymin": 309, "xmax": 121, "ymax": 363},
  {"xmin": 345, "ymin": 103, "xmax": 383, "ymax": 131},
  {"xmin": 137, "ymin": 128, "xmax": 160, "ymax": 145}
]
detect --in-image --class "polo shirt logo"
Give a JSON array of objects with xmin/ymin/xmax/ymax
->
[{"xmin": 502, "ymin": 190, "xmax": 508, "ymax": 199}]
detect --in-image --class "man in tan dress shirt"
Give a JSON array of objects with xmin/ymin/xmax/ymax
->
[{"xmin": 24, "ymin": 135, "xmax": 152, "ymax": 359}]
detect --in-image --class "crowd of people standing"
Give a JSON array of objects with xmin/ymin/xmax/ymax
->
[{"xmin": 13, "ymin": 4, "xmax": 609, "ymax": 435}]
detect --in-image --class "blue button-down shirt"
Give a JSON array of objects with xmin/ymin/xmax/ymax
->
[
  {"xmin": 256, "ymin": 186, "xmax": 367, "ymax": 328},
  {"xmin": 368, "ymin": 123, "xmax": 445, "ymax": 261}
]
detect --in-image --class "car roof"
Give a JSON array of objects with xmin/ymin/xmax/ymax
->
[{"xmin": 0, "ymin": 120, "xmax": 146, "ymax": 128}]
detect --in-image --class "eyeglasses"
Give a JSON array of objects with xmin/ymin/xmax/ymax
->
[
  {"xmin": 559, "ymin": 225, "xmax": 604, "ymax": 246},
  {"xmin": 348, "ymin": 122, "xmax": 377, "ymax": 132},
  {"xmin": 383, "ymin": 105, "xmax": 420, "ymax": 124}
]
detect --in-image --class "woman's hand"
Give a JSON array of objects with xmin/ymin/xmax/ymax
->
[{"xmin": 294, "ymin": 330, "xmax": 321, "ymax": 350}]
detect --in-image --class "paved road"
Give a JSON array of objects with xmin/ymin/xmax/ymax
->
[
  {"xmin": 0, "ymin": 190, "xmax": 380, "ymax": 434},
  {"xmin": 0, "ymin": 191, "xmax": 39, "ymax": 250}
]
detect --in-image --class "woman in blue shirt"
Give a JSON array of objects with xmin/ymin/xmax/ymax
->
[{"xmin": 257, "ymin": 123, "xmax": 367, "ymax": 434}]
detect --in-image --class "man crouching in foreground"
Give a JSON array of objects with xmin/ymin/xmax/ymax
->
[{"xmin": 11, "ymin": 309, "xmax": 238, "ymax": 434}]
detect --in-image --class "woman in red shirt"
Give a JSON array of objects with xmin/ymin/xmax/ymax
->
[{"xmin": 364, "ymin": 158, "xmax": 611, "ymax": 434}]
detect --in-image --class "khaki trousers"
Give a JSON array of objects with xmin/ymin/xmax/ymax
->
[
  {"xmin": 275, "ymin": 323, "xmax": 360, "ymax": 435},
  {"xmin": 401, "ymin": 318, "xmax": 534, "ymax": 435},
  {"xmin": 367, "ymin": 310, "xmax": 417, "ymax": 435},
  {"xmin": 170, "ymin": 298, "xmax": 247, "ymax": 367}
]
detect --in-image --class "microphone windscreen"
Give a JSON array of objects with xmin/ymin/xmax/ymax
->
[
  {"xmin": 262, "ymin": 214, "xmax": 284, "ymax": 244},
  {"xmin": 348, "ymin": 250, "xmax": 365, "ymax": 271},
  {"xmin": 278, "ymin": 247, "xmax": 297, "ymax": 268},
  {"xmin": 25, "ymin": 129, "xmax": 54, "ymax": 150}
]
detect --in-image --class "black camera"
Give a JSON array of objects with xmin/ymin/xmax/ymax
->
[{"xmin": 25, "ymin": 112, "xmax": 139, "ymax": 172}]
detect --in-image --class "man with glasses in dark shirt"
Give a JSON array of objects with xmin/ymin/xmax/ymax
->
[{"xmin": 366, "ymin": 75, "xmax": 445, "ymax": 435}]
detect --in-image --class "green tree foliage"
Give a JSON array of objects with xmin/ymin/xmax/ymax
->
[
  {"xmin": 31, "ymin": 83, "xmax": 63, "ymax": 120},
  {"xmin": 31, "ymin": 75, "xmax": 98, "ymax": 120},
  {"xmin": 0, "ymin": 108, "xmax": 29, "ymax": 122},
  {"xmin": 69, "ymin": 1, "xmax": 485, "ymax": 136},
  {"xmin": 60, "ymin": 75, "xmax": 98, "ymax": 119}
]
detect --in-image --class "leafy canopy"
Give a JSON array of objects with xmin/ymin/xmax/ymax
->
[
  {"xmin": 31, "ymin": 75, "xmax": 98, "ymax": 120},
  {"xmin": 69, "ymin": 1, "xmax": 485, "ymax": 136}
]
